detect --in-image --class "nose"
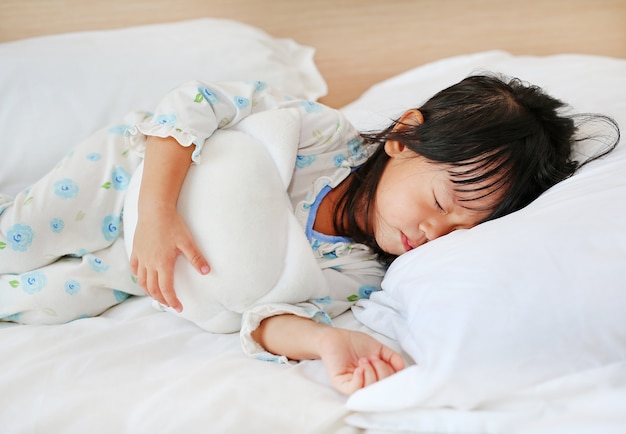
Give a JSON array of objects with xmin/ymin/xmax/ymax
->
[{"xmin": 419, "ymin": 218, "xmax": 457, "ymax": 242}]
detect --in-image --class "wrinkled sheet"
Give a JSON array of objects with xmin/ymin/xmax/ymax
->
[{"xmin": 0, "ymin": 296, "xmax": 379, "ymax": 434}]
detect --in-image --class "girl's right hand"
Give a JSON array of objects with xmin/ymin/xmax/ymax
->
[{"xmin": 129, "ymin": 204, "xmax": 210, "ymax": 312}]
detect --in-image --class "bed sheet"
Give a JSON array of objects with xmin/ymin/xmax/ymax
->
[{"xmin": 0, "ymin": 296, "xmax": 399, "ymax": 433}]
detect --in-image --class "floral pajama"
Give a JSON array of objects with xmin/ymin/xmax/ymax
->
[{"xmin": 0, "ymin": 117, "xmax": 146, "ymax": 324}]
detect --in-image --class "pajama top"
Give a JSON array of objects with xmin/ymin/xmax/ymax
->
[{"xmin": 128, "ymin": 80, "xmax": 387, "ymax": 362}]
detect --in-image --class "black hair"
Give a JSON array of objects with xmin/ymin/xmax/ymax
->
[{"xmin": 334, "ymin": 74, "xmax": 620, "ymax": 263}]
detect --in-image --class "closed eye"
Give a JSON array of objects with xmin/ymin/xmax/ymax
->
[{"xmin": 434, "ymin": 194, "xmax": 446, "ymax": 214}]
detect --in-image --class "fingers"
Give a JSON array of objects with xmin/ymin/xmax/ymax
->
[
  {"xmin": 136, "ymin": 266, "xmax": 181, "ymax": 312},
  {"xmin": 380, "ymin": 346, "xmax": 406, "ymax": 372},
  {"xmin": 131, "ymin": 250, "xmax": 180, "ymax": 311},
  {"xmin": 131, "ymin": 245, "xmax": 209, "ymax": 313},
  {"xmin": 180, "ymin": 240, "xmax": 210, "ymax": 276},
  {"xmin": 158, "ymin": 267, "xmax": 182, "ymax": 313},
  {"xmin": 349, "ymin": 353, "xmax": 404, "ymax": 393},
  {"xmin": 337, "ymin": 355, "xmax": 404, "ymax": 395}
]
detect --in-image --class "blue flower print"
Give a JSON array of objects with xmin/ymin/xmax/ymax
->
[
  {"xmin": 198, "ymin": 87, "xmax": 220, "ymax": 105},
  {"xmin": 311, "ymin": 239, "xmax": 321, "ymax": 250},
  {"xmin": 233, "ymin": 96, "xmax": 250, "ymax": 109},
  {"xmin": 296, "ymin": 155, "xmax": 316, "ymax": 168},
  {"xmin": 347, "ymin": 138, "xmax": 367, "ymax": 161},
  {"xmin": 333, "ymin": 154, "xmax": 346, "ymax": 167},
  {"xmin": 154, "ymin": 113, "xmax": 176, "ymax": 126},
  {"xmin": 111, "ymin": 167, "xmax": 131, "ymax": 191},
  {"xmin": 50, "ymin": 218, "xmax": 64, "ymax": 233},
  {"xmin": 113, "ymin": 290, "xmax": 130, "ymax": 303},
  {"xmin": 72, "ymin": 314, "xmax": 92, "ymax": 321},
  {"xmin": 0, "ymin": 196, "xmax": 11, "ymax": 216},
  {"xmin": 21, "ymin": 271, "xmax": 47, "ymax": 295},
  {"xmin": 68, "ymin": 248, "xmax": 88, "ymax": 258},
  {"xmin": 86, "ymin": 152, "xmax": 102, "ymax": 162},
  {"xmin": 108, "ymin": 124, "xmax": 132, "ymax": 135},
  {"xmin": 86, "ymin": 255, "xmax": 109, "ymax": 272},
  {"xmin": 322, "ymin": 252, "xmax": 338, "ymax": 260},
  {"xmin": 101, "ymin": 215, "xmax": 120, "ymax": 241},
  {"xmin": 53, "ymin": 178, "xmax": 79, "ymax": 199},
  {"xmin": 249, "ymin": 80, "xmax": 267, "ymax": 92},
  {"xmin": 7, "ymin": 224, "xmax": 34, "ymax": 251},
  {"xmin": 300, "ymin": 101, "xmax": 323, "ymax": 114},
  {"xmin": 313, "ymin": 296, "xmax": 332, "ymax": 305},
  {"xmin": 65, "ymin": 280, "xmax": 81, "ymax": 295},
  {"xmin": 358, "ymin": 285, "xmax": 380, "ymax": 299},
  {"xmin": 1, "ymin": 313, "xmax": 21, "ymax": 322},
  {"xmin": 255, "ymin": 353, "xmax": 282, "ymax": 363}
]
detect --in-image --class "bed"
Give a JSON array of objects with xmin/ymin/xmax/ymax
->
[{"xmin": 1, "ymin": 1, "xmax": 625, "ymax": 433}]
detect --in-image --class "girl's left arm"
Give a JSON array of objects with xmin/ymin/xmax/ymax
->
[{"xmin": 251, "ymin": 314, "xmax": 405, "ymax": 395}]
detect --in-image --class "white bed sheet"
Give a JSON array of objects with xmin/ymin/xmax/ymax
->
[{"xmin": 1, "ymin": 296, "xmax": 396, "ymax": 433}]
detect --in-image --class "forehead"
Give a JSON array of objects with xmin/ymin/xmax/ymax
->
[{"xmin": 443, "ymin": 164, "xmax": 506, "ymax": 220}]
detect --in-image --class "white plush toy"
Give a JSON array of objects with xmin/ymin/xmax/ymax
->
[{"xmin": 123, "ymin": 108, "xmax": 329, "ymax": 333}]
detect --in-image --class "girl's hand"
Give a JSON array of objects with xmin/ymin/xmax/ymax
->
[
  {"xmin": 318, "ymin": 327, "xmax": 405, "ymax": 395},
  {"xmin": 129, "ymin": 205, "xmax": 210, "ymax": 312}
]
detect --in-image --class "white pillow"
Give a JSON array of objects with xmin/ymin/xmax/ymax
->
[
  {"xmin": 343, "ymin": 51, "xmax": 626, "ymax": 422},
  {"xmin": 0, "ymin": 18, "xmax": 326, "ymax": 197}
]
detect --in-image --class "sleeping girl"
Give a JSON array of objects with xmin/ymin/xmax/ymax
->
[{"xmin": 0, "ymin": 74, "xmax": 618, "ymax": 395}]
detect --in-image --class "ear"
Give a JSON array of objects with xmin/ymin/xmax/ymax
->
[
  {"xmin": 393, "ymin": 109, "xmax": 424, "ymax": 131},
  {"xmin": 385, "ymin": 109, "xmax": 424, "ymax": 157}
]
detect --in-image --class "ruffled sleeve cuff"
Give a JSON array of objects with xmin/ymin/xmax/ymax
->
[
  {"xmin": 240, "ymin": 302, "xmax": 333, "ymax": 364},
  {"xmin": 126, "ymin": 121, "xmax": 205, "ymax": 164}
]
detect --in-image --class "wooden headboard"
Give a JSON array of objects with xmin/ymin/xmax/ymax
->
[{"xmin": 1, "ymin": 0, "xmax": 624, "ymax": 108}]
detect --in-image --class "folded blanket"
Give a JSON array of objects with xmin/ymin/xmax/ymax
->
[{"xmin": 123, "ymin": 108, "xmax": 329, "ymax": 333}]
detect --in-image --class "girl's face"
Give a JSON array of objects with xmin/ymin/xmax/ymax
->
[{"xmin": 371, "ymin": 111, "xmax": 498, "ymax": 256}]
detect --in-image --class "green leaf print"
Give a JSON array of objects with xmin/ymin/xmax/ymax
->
[
  {"xmin": 347, "ymin": 294, "xmax": 359, "ymax": 302},
  {"xmin": 23, "ymin": 196, "xmax": 33, "ymax": 206},
  {"xmin": 122, "ymin": 149, "xmax": 129, "ymax": 157},
  {"xmin": 75, "ymin": 210, "xmax": 85, "ymax": 221},
  {"xmin": 42, "ymin": 308, "xmax": 58, "ymax": 317},
  {"xmin": 0, "ymin": 241, "xmax": 6, "ymax": 250},
  {"xmin": 101, "ymin": 181, "xmax": 112, "ymax": 189},
  {"xmin": 9, "ymin": 280, "xmax": 19, "ymax": 288},
  {"xmin": 194, "ymin": 93, "xmax": 204, "ymax": 103}
]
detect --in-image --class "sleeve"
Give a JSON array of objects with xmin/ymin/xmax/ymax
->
[
  {"xmin": 240, "ymin": 251, "xmax": 387, "ymax": 363},
  {"xmin": 127, "ymin": 80, "xmax": 348, "ymax": 164}
]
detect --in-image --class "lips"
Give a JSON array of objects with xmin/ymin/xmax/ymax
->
[
  {"xmin": 401, "ymin": 232, "xmax": 416, "ymax": 252},
  {"xmin": 401, "ymin": 232, "xmax": 427, "ymax": 252}
]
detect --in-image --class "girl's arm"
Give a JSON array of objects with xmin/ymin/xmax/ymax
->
[
  {"xmin": 251, "ymin": 314, "xmax": 405, "ymax": 395},
  {"xmin": 129, "ymin": 136, "xmax": 210, "ymax": 312}
]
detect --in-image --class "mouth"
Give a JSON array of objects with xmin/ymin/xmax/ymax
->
[{"xmin": 401, "ymin": 232, "xmax": 417, "ymax": 252}]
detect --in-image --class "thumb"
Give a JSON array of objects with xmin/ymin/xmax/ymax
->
[
  {"xmin": 380, "ymin": 346, "xmax": 405, "ymax": 372},
  {"xmin": 181, "ymin": 240, "xmax": 211, "ymax": 275}
]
